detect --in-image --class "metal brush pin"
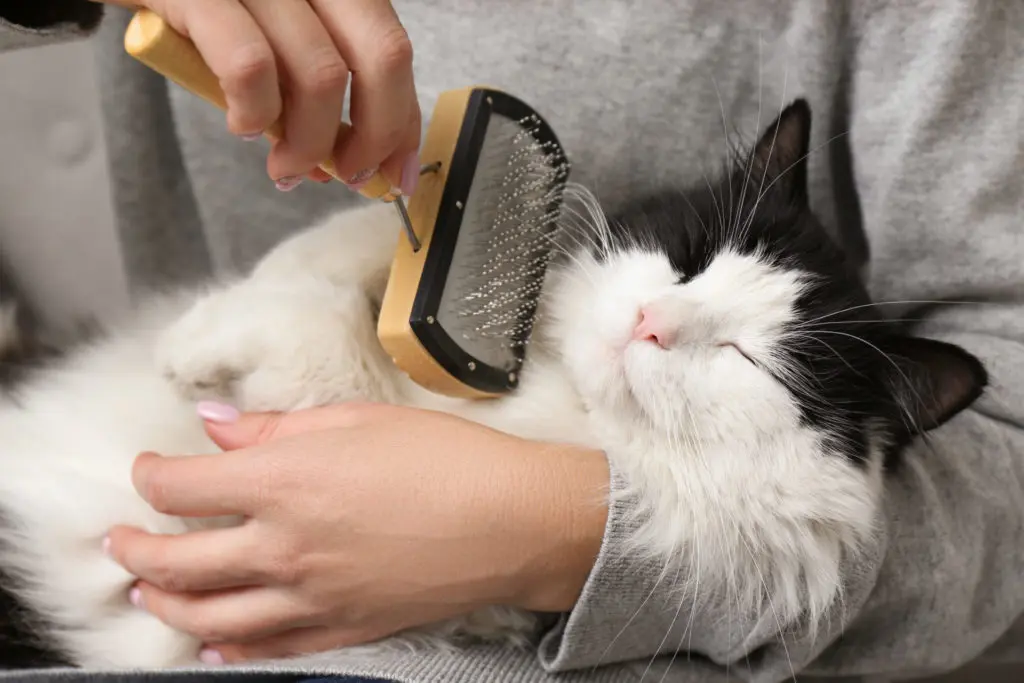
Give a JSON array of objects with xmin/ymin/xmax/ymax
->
[
  {"xmin": 378, "ymin": 87, "xmax": 573, "ymax": 399},
  {"xmin": 434, "ymin": 109, "xmax": 570, "ymax": 385}
]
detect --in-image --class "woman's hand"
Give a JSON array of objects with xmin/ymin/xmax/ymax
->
[
  {"xmin": 95, "ymin": 0, "xmax": 421, "ymax": 193},
  {"xmin": 105, "ymin": 402, "xmax": 609, "ymax": 664}
]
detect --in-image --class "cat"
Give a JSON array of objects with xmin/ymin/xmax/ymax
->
[{"xmin": 0, "ymin": 100, "xmax": 987, "ymax": 669}]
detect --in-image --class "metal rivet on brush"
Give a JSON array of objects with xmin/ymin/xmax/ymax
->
[
  {"xmin": 426, "ymin": 315, "xmax": 435, "ymax": 324},
  {"xmin": 456, "ymin": 200, "xmax": 464, "ymax": 210},
  {"xmin": 508, "ymin": 372, "xmax": 517, "ymax": 383},
  {"xmin": 468, "ymin": 361, "xmax": 477, "ymax": 371}
]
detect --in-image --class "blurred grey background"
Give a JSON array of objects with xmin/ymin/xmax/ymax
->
[{"xmin": 0, "ymin": 38, "xmax": 128, "ymax": 333}]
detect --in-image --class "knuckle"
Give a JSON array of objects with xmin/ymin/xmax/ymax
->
[
  {"xmin": 153, "ymin": 569, "xmax": 184, "ymax": 594},
  {"xmin": 220, "ymin": 43, "xmax": 276, "ymax": 95},
  {"xmin": 142, "ymin": 476, "xmax": 172, "ymax": 515},
  {"xmin": 190, "ymin": 613, "xmax": 264, "ymax": 644},
  {"xmin": 360, "ymin": 124, "xmax": 401, "ymax": 154},
  {"xmin": 263, "ymin": 538, "xmax": 302, "ymax": 584},
  {"xmin": 148, "ymin": 552, "xmax": 185, "ymax": 592},
  {"xmin": 298, "ymin": 50, "xmax": 349, "ymax": 96},
  {"xmin": 252, "ymin": 458, "xmax": 284, "ymax": 510},
  {"xmin": 374, "ymin": 27, "xmax": 414, "ymax": 76},
  {"xmin": 186, "ymin": 616, "xmax": 230, "ymax": 644},
  {"xmin": 254, "ymin": 414, "xmax": 284, "ymax": 446}
]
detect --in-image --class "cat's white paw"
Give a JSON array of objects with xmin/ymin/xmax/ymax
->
[
  {"xmin": 157, "ymin": 277, "xmax": 400, "ymax": 412},
  {"xmin": 157, "ymin": 283, "xmax": 255, "ymax": 403}
]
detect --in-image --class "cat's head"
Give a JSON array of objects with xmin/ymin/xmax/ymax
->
[{"xmin": 549, "ymin": 100, "xmax": 987, "ymax": 467}]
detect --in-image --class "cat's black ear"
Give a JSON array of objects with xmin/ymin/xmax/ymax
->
[
  {"xmin": 880, "ymin": 336, "xmax": 988, "ymax": 446},
  {"xmin": 751, "ymin": 99, "xmax": 812, "ymax": 203}
]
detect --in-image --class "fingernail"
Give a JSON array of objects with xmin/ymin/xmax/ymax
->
[
  {"xmin": 197, "ymin": 401, "xmax": 240, "ymax": 424},
  {"xmin": 239, "ymin": 132, "xmax": 262, "ymax": 141},
  {"xmin": 128, "ymin": 587, "xmax": 143, "ymax": 609},
  {"xmin": 199, "ymin": 648, "xmax": 224, "ymax": 665},
  {"xmin": 274, "ymin": 176, "xmax": 303, "ymax": 192},
  {"xmin": 400, "ymin": 152, "xmax": 420, "ymax": 197},
  {"xmin": 345, "ymin": 168, "xmax": 376, "ymax": 191},
  {"xmin": 101, "ymin": 535, "xmax": 111, "ymax": 555}
]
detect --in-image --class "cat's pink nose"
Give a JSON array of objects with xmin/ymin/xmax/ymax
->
[{"xmin": 632, "ymin": 308, "xmax": 675, "ymax": 348}]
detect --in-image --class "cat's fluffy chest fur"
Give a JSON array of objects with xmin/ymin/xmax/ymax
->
[{"xmin": 0, "ymin": 101, "xmax": 986, "ymax": 669}]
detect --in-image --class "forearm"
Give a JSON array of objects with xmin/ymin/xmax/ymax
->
[{"xmin": 507, "ymin": 443, "xmax": 609, "ymax": 615}]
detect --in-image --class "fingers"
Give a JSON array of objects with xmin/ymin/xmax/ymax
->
[
  {"xmin": 130, "ymin": 450, "xmax": 264, "ymax": 516},
  {"xmin": 157, "ymin": 0, "xmax": 281, "ymax": 137},
  {"xmin": 211, "ymin": 625, "xmax": 377, "ymax": 663},
  {"xmin": 130, "ymin": 582, "xmax": 310, "ymax": 645},
  {"xmin": 200, "ymin": 402, "xmax": 386, "ymax": 451},
  {"xmin": 378, "ymin": 80, "xmax": 423, "ymax": 197},
  {"xmin": 241, "ymin": 0, "xmax": 349, "ymax": 186},
  {"xmin": 310, "ymin": 0, "xmax": 420, "ymax": 188},
  {"xmin": 131, "ymin": 404, "xmax": 387, "ymax": 514},
  {"xmin": 147, "ymin": 0, "xmax": 421, "ymax": 189},
  {"xmin": 106, "ymin": 524, "xmax": 268, "ymax": 592}
]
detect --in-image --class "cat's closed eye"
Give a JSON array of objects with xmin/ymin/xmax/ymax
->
[{"xmin": 717, "ymin": 341, "xmax": 756, "ymax": 366}]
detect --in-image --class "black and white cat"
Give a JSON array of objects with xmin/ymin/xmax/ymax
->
[{"xmin": 0, "ymin": 101, "xmax": 986, "ymax": 669}]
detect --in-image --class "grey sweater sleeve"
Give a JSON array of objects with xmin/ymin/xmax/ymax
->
[
  {"xmin": 0, "ymin": 1, "xmax": 103, "ymax": 52},
  {"xmin": 537, "ymin": 3, "xmax": 1024, "ymax": 680}
]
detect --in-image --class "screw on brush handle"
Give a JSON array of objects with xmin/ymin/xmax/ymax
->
[{"xmin": 123, "ymin": 9, "xmax": 398, "ymax": 202}]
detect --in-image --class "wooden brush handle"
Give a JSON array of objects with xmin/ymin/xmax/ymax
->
[{"xmin": 123, "ymin": 9, "xmax": 397, "ymax": 200}]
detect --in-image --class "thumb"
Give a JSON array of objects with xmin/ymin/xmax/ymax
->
[{"xmin": 195, "ymin": 401, "xmax": 374, "ymax": 451}]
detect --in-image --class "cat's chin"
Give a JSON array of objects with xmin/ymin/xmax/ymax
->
[{"xmin": 618, "ymin": 342, "xmax": 679, "ymax": 410}]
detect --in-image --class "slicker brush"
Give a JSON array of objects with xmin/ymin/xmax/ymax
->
[{"xmin": 124, "ymin": 10, "xmax": 570, "ymax": 399}]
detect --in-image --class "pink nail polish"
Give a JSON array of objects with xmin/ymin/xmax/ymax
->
[
  {"xmin": 239, "ymin": 132, "xmax": 263, "ymax": 141},
  {"xmin": 199, "ymin": 648, "xmax": 224, "ymax": 665},
  {"xmin": 274, "ymin": 176, "xmax": 303, "ymax": 192},
  {"xmin": 400, "ymin": 152, "xmax": 420, "ymax": 197},
  {"xmin": 345, "ymin": 168, "xmax": 376, "ymax": 191},
  {"xmin": 197, "ymin": 401, "xmax": 240, "ymax": 424},
  {"xmin": 101, "ymin": 536, "xmax": 111, "ymax": 555},
  {"xmin": 128, "ymin": 587, "xmax": 143, "ymax": 609}
]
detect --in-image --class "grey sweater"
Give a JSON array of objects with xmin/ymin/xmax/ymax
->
[{"xmin": 1, "ymin": 2, "xmax": 1022, "ymax": 682}]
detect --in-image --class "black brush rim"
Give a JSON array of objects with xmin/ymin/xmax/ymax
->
[{"xmin": 410, "ymin": 88, "xmax": 569, "ymax": 395}]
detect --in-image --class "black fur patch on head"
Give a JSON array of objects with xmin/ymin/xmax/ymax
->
[{"xmin": 592, "ymin": 100, "xmax": 987, "ymax": 466}]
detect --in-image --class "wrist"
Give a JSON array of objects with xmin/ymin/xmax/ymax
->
[{"xmin": 504, "ymin": 442, "xmax": 609, "ymax": 614}]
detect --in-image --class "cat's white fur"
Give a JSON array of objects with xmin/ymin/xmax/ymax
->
[{"xmin": 0, "ymin": 198, "xmax": 880, "ymax": 668}]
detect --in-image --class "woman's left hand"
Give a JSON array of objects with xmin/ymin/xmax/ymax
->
[{"xmin": 104, "ymin": 402, "xmax": 608, "ymax": 664}]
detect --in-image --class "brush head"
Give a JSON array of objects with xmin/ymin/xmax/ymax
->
[{"xmin": 377, "ymin": 88, "xmax": 570, "ymax": 398}]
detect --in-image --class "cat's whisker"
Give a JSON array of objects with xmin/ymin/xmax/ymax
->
[
  {"xmin": 738, "ymin": 128, "xmax": 850, "ymax": 239},
  {"xmin": 805, "ymin": 329, "xmax": 931, "ymax": 436},
  {"xmin": 711, "ymin": 77, "xmax": 738, "ymax": 249},
  {"xmin": 637, "ymin": 561, "xmax": 688, "ymax": 683},
  {"xmin": 737, "ymin": 533, "xmax": 798, "ymax": 682},
  {"xmin": 562, "ymin": 182, "xmax": 614, "ymax": 258},
  {"xmin": 543, "ymin": 221, "xmax": 597, "ymax": 265},
  {"xmin": 739, "ymin": 67, "xmax": 790, "ymax": 250},
  {"xmin": 793, "ymin": 317, "xmax": 943, "ymax": 328},
  {"xmin": 554, "ymin": 208, "xmax": 604, "ymax": 258},
  {"xmin": 732, "ymin": 34, "xmax": 765, "ymax": 249},
  {"xmin": 799, "ymin": 299, "xmax": 985, "ymax": 326},
  {"xmin": 676, "ymin": 408, "xmax": 707, "ymax": 663},
  {"xmin": 702, "ymin": 170, "xmax": 726, "ymax": 240},
  {"xmin": 783, "ymin": 330, "xmax": 868, "ymax": 380}
]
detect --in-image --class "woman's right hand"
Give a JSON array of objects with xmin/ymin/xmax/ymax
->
[{"xmin": 97, "ymin": 0, "xmax": 421, "ymax": 194}]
